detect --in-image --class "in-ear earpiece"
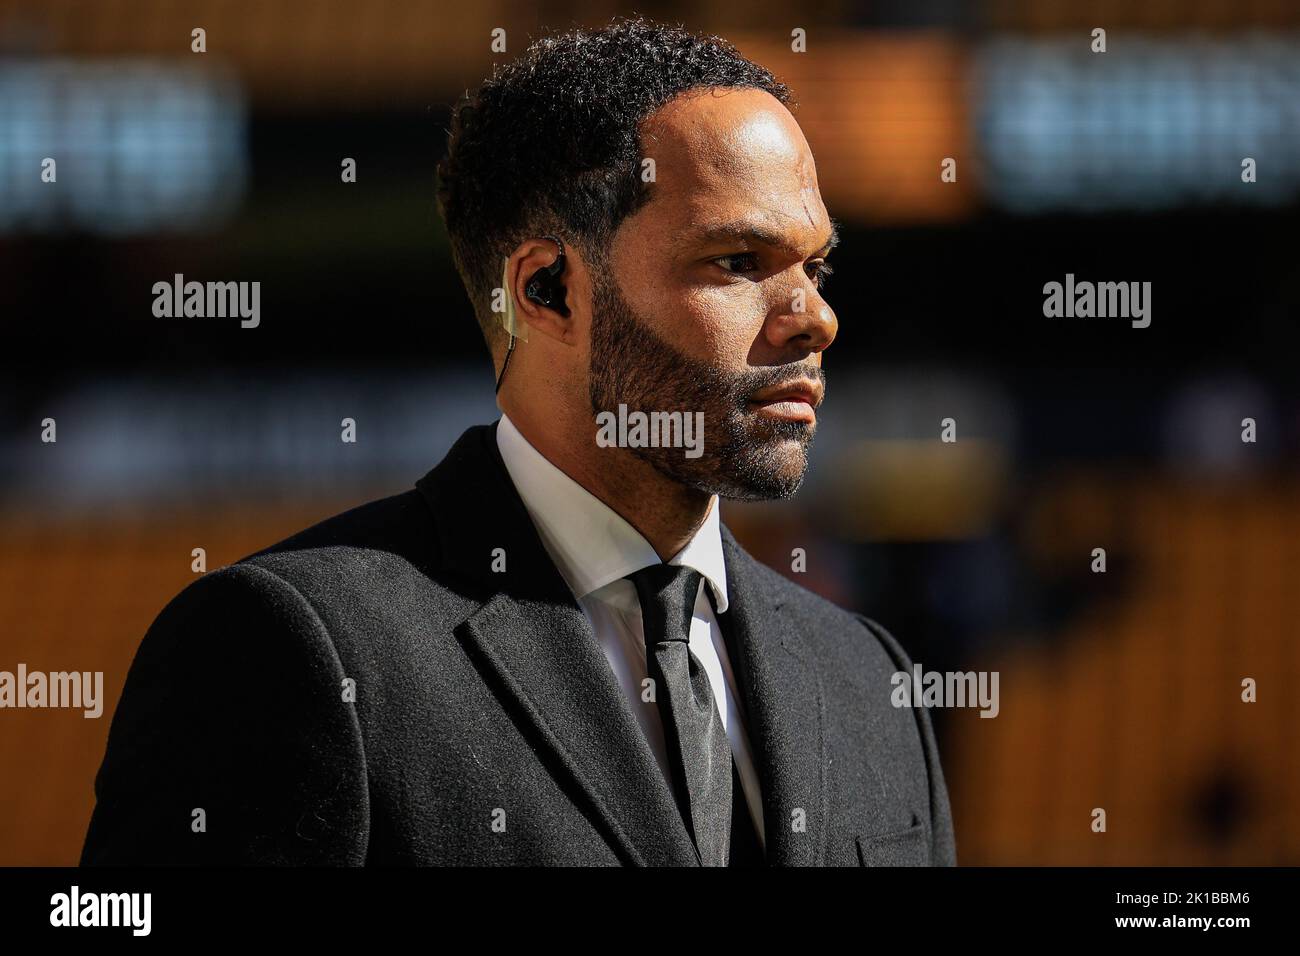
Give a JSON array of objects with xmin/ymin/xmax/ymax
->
[
  {"xmin": 524, "ymin": 235, "xmax": 570, "ymax": 318},
  {"xmin": 496, "ymin": 234, "xmax": 569, "ymax": 395}
]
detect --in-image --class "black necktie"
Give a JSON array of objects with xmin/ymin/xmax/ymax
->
[{"xmin": 627, "ymin": 563, "xmax": 732, "ymax": 866}]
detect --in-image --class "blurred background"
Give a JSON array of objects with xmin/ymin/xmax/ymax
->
[{"xmin": 2, "ymin": 0, "xmax": 1298, "ymax": 865}]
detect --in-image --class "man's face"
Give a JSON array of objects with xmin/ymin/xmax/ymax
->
[{"xmin": 587, "ymin": 87, "xmax": 839, "ymax": 501}]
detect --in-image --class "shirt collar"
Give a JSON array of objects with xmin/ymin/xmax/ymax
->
[{"xmin": 495, "ymin": 412, "xmax": 729, "ymax": 613}]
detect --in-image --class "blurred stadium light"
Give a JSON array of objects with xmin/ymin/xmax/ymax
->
[
  {"xmin": 1162, "ymin": 375, "xmax": 1276, "ymax": 476},
  {"xmin": 0, "ymin": 59, "xmax": 246, "ymax": 234},
  {"xmin": 734, "ymin": 34, "xmax": 978, "ymax": 224},
  {"xmin": 4, "ymin": 369, "xmax": 498, "ymax": 508},
  {"xmin": 975, "ymin": 36, "xmax": 1300, "ymax": 212}
]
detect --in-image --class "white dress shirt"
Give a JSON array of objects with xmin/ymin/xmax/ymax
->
[{"xmin": 495, "ymin": 412, "xmax": 765, "ymax": 849}]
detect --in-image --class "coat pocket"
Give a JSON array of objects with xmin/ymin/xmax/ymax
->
[{"xmin": 854, "ymin": 813, "xmax": 929, "ymax": 866}]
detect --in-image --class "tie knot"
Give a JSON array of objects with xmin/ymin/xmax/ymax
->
[{"xmin": 626, "ymin": 563, "xmax": 702, "ymax": 646}]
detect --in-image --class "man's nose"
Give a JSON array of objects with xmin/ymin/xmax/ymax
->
[{"xmin": 764, "ymin": 286, "xmax": 838, "ymax": 356}]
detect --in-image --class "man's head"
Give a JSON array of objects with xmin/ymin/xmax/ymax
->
[{"xmin": 437, "ymin": 16, "xmax": 838, "ymax": 502}]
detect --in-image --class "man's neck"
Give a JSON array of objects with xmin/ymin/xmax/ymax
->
[{"xmin": 501, "ymin": 405, "xmax": 714, "ymax": 561}]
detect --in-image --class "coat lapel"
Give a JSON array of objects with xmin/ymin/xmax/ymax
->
[
  {"xmin": 415, "ymin": 423, "xmax": 697, "ymax": 866},
  {"xmin": 718, "ymin": 526, "xmax": 828, "ymax": 866}
]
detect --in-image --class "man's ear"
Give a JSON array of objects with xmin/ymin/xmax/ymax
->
[{"xmin": 510, "ymin": 237, "xmax": 587, "ymax": 346}]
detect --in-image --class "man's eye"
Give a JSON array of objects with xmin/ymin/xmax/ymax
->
[
  {"xmin": 713, "ymin": 253, "xmax": 833, "ymax": 289},
  {"xmin": 807, "ymin": 260, "xmax": 834, "ymax": 289},
  {"xmin": 714, "ymin": 252, "xmax": 761, "ymax": 275}
]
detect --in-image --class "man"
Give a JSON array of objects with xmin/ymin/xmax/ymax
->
[{"xmin": 82, "ymin": 16, "xmax": 955, "ymax": 866}]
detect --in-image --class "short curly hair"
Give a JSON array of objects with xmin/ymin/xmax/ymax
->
[{"xmin": 435, "ymin": 15, "xmax": 792, "ymax": 359}]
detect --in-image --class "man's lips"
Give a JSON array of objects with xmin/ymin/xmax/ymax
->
[{"xmin": 748, "ymin": 379, "xmax": 823, "ymax": 423}]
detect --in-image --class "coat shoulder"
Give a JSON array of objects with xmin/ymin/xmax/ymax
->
[{"xmin": 232, "ymin": 487, "xmax": 441, "ymax": 593}]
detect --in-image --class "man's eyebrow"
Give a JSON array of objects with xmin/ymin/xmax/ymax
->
[
  {"xmin": 686, "ymin": 217, "xmax": 840, "ymax": 257},
  {"xmin": 821, "ymin": 220, "xmax": 841, "ymax": 254}
]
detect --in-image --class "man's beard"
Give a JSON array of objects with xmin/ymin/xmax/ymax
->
[{"xmin": 587, "ymin": 270, "xmax": 824, "ymax": 501}]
